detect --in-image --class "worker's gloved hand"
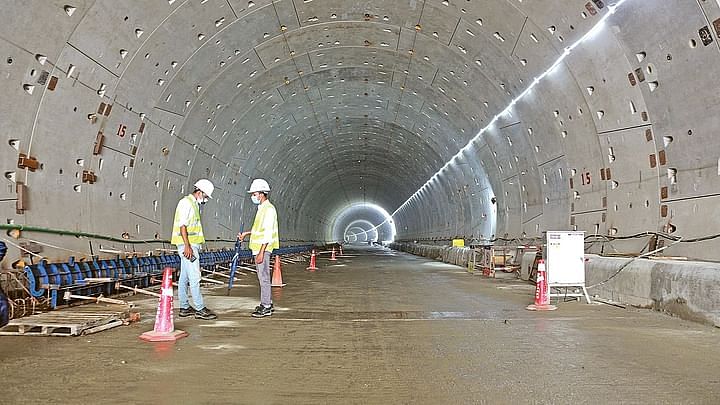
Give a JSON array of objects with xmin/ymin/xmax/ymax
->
[{"xmin": 0, "ymin": 288, "xmax": 9, "ymax": 328}]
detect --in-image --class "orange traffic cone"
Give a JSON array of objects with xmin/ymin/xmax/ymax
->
[
  {"xmin": 271, "ymin": 255, "xmax": 287, "ymax": 287},
  {"xmin": 339, "ymin": 245, "xmax": 344, "ymax": 256},
  {"xmin": 526, "ymin": 260, "xmax": 557, "ymax": 311},
  {"xmin": 306, "ymin": 250, "xmax": 318, "ymax": 271},
  {"xmin": 140, "ymin": 267, "xmax": 189, "ymax": 342},
  {"xmin": 329, "ymin": 247, "xmax": 337, "ymax": 261}
]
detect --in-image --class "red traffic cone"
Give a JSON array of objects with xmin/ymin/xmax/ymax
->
[
  {"xmin": 329, "ymin": 247, "xmax": 337, "ymax": 261},
  {"xmin": 140, "ymin": 267, "xmax": 189, "ymax": 342},
  {"xmin": 271, "ymin": 255, "xmax": 287, "ymax": 287},
  {"xmin": 526, "ymin": 260, "xmax": 557, "ymax": 311},
  {"xmin": 306, "ymin": 250, "xmax": 318, "ymax": 271}
]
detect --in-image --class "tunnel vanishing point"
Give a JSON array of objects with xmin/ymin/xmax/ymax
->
[{"xmin": 2, "ymin": 0, "xmax": 720, "ymax": 325}]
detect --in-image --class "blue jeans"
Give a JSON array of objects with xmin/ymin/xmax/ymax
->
[{"xmin": 177, "ymin": 244, "xmax": 204, "ymax": 310}]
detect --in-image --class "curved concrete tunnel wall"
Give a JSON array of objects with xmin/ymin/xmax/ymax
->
[{"xmin": 1, "ymin": 1, "xmax": 720, "ymax": 263}]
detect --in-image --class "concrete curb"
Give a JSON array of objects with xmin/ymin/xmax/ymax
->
[{"xmin": 586, "ymin": 255, "xmax": 720, "ymax": 327}]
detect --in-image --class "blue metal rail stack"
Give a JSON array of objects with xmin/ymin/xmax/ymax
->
[{"xmin": 22, "ymin": 245, "xmax": 313, "ymax": 309}]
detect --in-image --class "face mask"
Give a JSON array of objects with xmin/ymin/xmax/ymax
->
[
  {"xmin": 200, "ymin": 197, "xmax": 208, "ymax": 205},
  {"xmin": 251, "ymin": 195, "xmax": 261, "ymax": 205}
]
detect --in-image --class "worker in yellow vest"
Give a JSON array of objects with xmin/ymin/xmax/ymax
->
[
  {"xmin": 237, "ymin": 178, "xmax": 279, "ymax": 318},
  {"xmin": 171, "ymin": 179, "xmax": 217, "ymax": 320}
]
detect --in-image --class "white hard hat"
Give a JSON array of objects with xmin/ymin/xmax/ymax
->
[
  {"xmin": 194, "ymin": 179, "xmax": 214, "ymax": 198},
  {"xmin": 248, "ymin": 178, "xmax": 270, "ymax": 193}
]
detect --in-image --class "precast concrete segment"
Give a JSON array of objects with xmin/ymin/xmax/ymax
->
[
  {"xmin": 1, "ymin": 245, "xmax": 720, "ymax": 403},
  {"xmin": 2, "ymin": 0, "xmax": 720, "ymax": 263}
]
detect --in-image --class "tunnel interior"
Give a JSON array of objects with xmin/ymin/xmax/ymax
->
[
  {"xmin": 331, "ymin": 203, "xmax": 395, "ymax": 243},
  {"xmin": 1, "ymin": 0, "xmax": 720, "ymax": 262}
]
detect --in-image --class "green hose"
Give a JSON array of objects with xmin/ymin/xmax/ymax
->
[
  {"xmin": 0, "ymin": 224, "xmax": 244, "ymax": 245},
  {"xmin": 0, "ymin": 223, "xmax": 168, "ymax": 244}
]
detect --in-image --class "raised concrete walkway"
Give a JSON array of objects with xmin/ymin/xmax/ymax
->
[{"xmin": 392, "ymin": 242, "xmax": 720, "ymax": 327}]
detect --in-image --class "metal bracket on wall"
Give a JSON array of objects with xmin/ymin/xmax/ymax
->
[
  {"xmin": 82, "ymin": 170, "xmax": 97, "ymax": 184},
  {"xmin": 16, "ymin": 182, "xmax": 27, "ymax": 214},
  {"xmin": 17, "ymin": 153, "xmax": 40, "ymax": 171},
  {"xmin": 93, "ymin": 131, "xmax": 104, "ymax": 155}
]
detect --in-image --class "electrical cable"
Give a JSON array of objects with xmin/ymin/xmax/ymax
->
[
  {"xmin": 0, "ymin": 236, "xmax": 45, "ymax": 260},
  {"xmin": 23, "ymin": 237, "xmax": 91, "ymax": 257},
  {"xmin": 586, "ymin": 237, "xmax": 683, "ymax": 290}
]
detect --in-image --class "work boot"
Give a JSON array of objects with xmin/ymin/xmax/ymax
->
[
  {"xmin": 178, "ymin": 307, "xmax": 196, "ymax": 317},
  {"xmin": 254, "ymin": 303, "xmax": 274, "ymax": 313},
  {"xmin": 251, "ymin": 305, "xmax": 272, "ymax": 318},
  {"xmin": 195, "ymin": 307, "xmax": 217, "ymax": 320}
]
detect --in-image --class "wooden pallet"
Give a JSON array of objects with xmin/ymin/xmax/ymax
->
[{"xmin": 0, "ymin": 305, "xmax": 132, "ymax": 337}]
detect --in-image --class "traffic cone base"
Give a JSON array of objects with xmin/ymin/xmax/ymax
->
[
  {"xmin": 272, "ymin": 256, "xmax": 287, "ymax": 287},
  {"xmin": 140, "ymin": 329, "xmax": 189, "ymax": 342},
  {"xmin": 525, "ymin": 303, "xmax": 557, "ymax": 311}
]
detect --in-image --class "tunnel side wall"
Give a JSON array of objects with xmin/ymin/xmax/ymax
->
[{"xmin": 389, "ymin": 242, "xmax": 472, "ymax": 268}]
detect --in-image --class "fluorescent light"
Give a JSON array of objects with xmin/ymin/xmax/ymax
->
[{"xmin": 386, "ymin": 0, "xmax": 629, "ymax": 222}]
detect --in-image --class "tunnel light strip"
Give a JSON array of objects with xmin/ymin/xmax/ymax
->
[
  {"xmin": 395, "ymin": 1, "xmax": 628, "ymax": 216},
  {"xmin": 355, "ymin": 0, "xmax": 629, "ymax": 238}
]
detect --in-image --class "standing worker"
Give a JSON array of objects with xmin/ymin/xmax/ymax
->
[
  {"xmin": 171, "ymin": 179, "xmax": 217, "ymax": 320},
  {"xmin": 237, "ymin": 178, "xmax": 279, "ymax": 318}
]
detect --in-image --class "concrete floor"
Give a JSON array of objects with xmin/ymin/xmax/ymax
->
[{"xmin": 1, "ymin": 246, "xmax": 719, "ymax": 404}]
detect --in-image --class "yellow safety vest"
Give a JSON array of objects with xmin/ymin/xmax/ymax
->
[
  {"xmin": 249, "ymin": 201, "xmax": 279, "ymax": 253},
  {"xmin": 171, "ymin": 195, "xmax": 205, "ymax": 245}
]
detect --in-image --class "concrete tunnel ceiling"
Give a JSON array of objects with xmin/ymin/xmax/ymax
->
[{"xmin": 3, "ymin": 0, "xmax": 720, "ymax": 261}]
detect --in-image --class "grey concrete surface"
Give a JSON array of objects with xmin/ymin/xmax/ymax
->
[
  {"xmin": 3, "ymin": 0, "xmax": 720, "ymax": 264},
  {"xmin": 1, "ymin": 246, "xmax": 718, "ymax": 404}
]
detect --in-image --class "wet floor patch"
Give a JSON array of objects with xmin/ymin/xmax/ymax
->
[
  {"xmin": 197, "ymin": 343, "xmax": 246, "ymax": 351},
  {"xmin": 197, "ymin": 320, "xmax": 240, "ymax": 328},
  {"xmin": 270, "ymin": 310, "xmax": 632, "ymax": 322}
]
